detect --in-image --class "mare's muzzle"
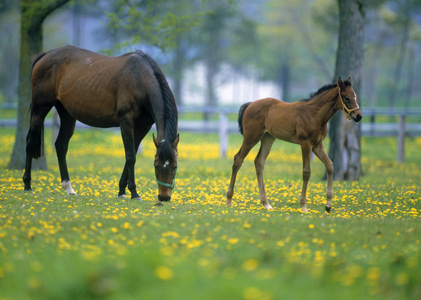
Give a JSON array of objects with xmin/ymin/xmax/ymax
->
[{"xmin": 158, "ymin": 195, "xmax": 171, "ymax": 202}]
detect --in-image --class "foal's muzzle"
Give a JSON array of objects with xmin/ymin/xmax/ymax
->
[{"xmin": 353, "ymin": 112, "xmax": 362, "ymax": 122}]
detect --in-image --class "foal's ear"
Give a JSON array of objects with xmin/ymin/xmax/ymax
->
[
  {"xmin": 337, "ymin": 77, "xmax": 345, "ymax": 88},
  {"xmin": 347, "ymin": 77, "xmax": 352, "ymax": 86},
  {"xmin": 172, "ymin": 134, "xmax": 179, "ymax": 149},
  {"xmin": 153, "ymin": 134, "xmax": 160, "ymax": 148}
]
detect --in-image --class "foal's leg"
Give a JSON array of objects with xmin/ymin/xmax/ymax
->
[
  {"xmin": 119, "ymin": 114, "xmax": 141, "ymax": 200},
  {"xmin": 118, "ymin": 124, "xmax": 151, "ymax": 198},
  {"xmin": 226, "ymin": 134, "xmax": 261, "ymax": 206},
  {"xmin": 312, "ymin": 143, "xmax": 334, "ymax": 212},
  {"xmin": 55, "ymin": 103, "xmax": 77, "ymax": 195},
  {"xmin": 254, "ymin": 134, "xmax": 276, "ymax": 209},
  {"xmin": 299, "ymin": 141, "xmax": 312, "ymax": 212}
]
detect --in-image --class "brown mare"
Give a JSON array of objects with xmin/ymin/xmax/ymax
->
[
  {"xmin": 226, "ymin": 77, "xmax": 362, "ymax": 213},
  {"xmin": 23, "ymin": 45, "xmax": 179, "ymax": 202}
]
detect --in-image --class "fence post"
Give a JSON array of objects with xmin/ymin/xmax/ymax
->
[
  {"xmin": 219, "ymin": 113, "xmax": 228, "ymax": 158},
  {"xmin": 397, "ymin": 115, "xmax": 406, "ymax": 163}
]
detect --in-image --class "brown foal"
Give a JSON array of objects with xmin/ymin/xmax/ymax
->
[{"xmin": 226, "ymin": 77, "xmax": 362, "ymax": 212}]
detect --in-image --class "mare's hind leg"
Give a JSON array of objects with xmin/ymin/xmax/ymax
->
[
  {"xmin": 55, "ymin": 103, "xmax": 77, "ymax": 195},
  {"xmin": 118, "ymin": 124, "xmax": 152, "ymax": 199},
  {"xmin": 254, "ymin": 134, "xmax": 276, "ymax": 209},
  {"xmin": 312, "ymin": 143, "xmax": 334, "ymax": 212},
  {"xmin": 226, "ymin": 133, "xmax": 262, "ymax": 206}
]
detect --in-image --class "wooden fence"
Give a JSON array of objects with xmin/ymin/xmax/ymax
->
[{"xmin": 1, "ymin": 106, "xmax": 421, "ymax": 161}]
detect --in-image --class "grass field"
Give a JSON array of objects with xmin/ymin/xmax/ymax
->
[{"xmin": 0, "ymin": 127, "xmax": 420, "ymax": 300}]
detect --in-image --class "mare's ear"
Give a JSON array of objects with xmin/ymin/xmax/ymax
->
[
  {"xmin": 337, "ymin": 77, "xmax": 345, "ymax": 88},
  {"xmin": 153, "ymin": 134, "xmax": 159, "ymax": 148},
  {"xmin": 172, "ymin": 134, "xmax": 179, "ymax": 149}
]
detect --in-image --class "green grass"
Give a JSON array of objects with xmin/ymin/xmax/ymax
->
[{"xmin": 0, "ymin": 128, "xmax": 420, "ymax": 300}]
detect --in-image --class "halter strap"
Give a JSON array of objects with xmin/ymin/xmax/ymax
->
[
  {"xmin": 156, "ymin": 167, "xmax": 177, "ymax": 189},
  {"xmin": 338, "ymin": 87, "xmax": 360, "ymax": 121}
]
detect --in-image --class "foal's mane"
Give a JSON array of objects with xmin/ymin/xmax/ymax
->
[
  {"xmin": 301, "ymin": 78, "xmax": 352, "ymax": 102},
  {"xmin": 138, "ymin": 51, "xmax": 178, "ymax": 162}
]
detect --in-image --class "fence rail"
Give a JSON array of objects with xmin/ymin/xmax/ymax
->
[{"xmin": 1, "ymin": 106, "xmax": 421, "ymax": 161}]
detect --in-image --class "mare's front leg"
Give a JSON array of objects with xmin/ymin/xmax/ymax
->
[
  {"xmin": 118, "ymin": 125, "xmax": 151, "ymax": 199},
  {"xmin": 119, "ymin": 116, "xmax": 141, "ymax": 200},
  {"xmin": 299, "ymin": 141, "xmax": 312, "ymax": 212},
  {"xmin": 312, "ymin": 143, "xmax": 334, "ymax": 212}
]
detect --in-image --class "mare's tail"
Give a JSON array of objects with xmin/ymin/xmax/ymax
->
[
  {"xmin": 26, "ymin": 52, "xmax": 47, "ymax": 159},
  {"xmin": 238, "ymin": 102, "xmax": 252, "ymax": 135},
  {"xmin": 26, "ymin": 125, "xmax": 44, "ymax": 159}
]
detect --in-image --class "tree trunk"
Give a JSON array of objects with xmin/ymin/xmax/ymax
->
[
  {"xmin": 171, "ymin": 37, "xmax": 186, "ymax": 106},
  {"xmin": 8, "ymin": 0, "xmax": 69, "ymax": 170},
  {"xmin": 277, "ymin": 63, "xmax": 290, "ymax": 102},
  {"xmin": 387, "ymin": 2, "xmax": 411, "ymax": 109},
  {"xmin": 328, "ymin": 0, "xmax": 365, "ymax": 181}
]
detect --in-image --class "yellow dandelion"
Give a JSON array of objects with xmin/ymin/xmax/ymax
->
[
  {"xmin": 155, "ymin": 266, "xmax": 174, "ymax": 280},
  {"xmin": 242, "ymin": 259, "xmax": 259, "ymax": 271},
  {"xmin": 227, "ymin": 238, "xmax": 239, "ymax": 245}
]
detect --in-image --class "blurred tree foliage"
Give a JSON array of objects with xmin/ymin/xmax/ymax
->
[{"xmin": 1, "ymin": 0, "xmax": 421, "ymax": 108}]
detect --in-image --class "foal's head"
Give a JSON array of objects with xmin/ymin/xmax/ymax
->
[
  {"xmin": 153, "ymin": 134, "xmax": 179, "ymax": 202},
  {"xmin": 337, "ymin": 77, "xmax": 362, "ymax": 122}
]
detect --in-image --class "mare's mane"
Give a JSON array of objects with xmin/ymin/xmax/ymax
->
[{"xmin": 137, "ymin": 51, "xmax": 178, "ymax": 162}]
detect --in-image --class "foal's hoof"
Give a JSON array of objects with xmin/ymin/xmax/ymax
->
[
  {"xmin": 117, "ymin": 194, "xmax": 127, "ymax": 199},
  {"xmin": 325, "ymin": 206, "xmax": 331, "ymax": 213},
  {"xmin": 154, "ymin": 201, "xmax": 164, "ymax": 206}
]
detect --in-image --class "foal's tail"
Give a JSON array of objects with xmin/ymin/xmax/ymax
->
[{"xmin": 238, "ymin": 102, "xmax": 252, "ymax": 135}]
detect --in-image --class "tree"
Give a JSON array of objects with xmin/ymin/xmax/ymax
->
[
  {"xmin": 104, "ymin": 0, "xmax": 209, "ymax": 106},
  {"xmin": 328, "ymin": 0, "xmax": 365, "ymax": 181},
  {"xmin": 384, "ymin": 0, "xmax": 421, "ymax": 108},
  {"xmin": 0, "ymin": 1, "xmax": 19, "ymax": 106},
  {"xmin": 256, "ymin": 0, "xmax": 339, "ymax": 101},
  {"xmin": 8, "ymin": 0, "xmax": 69, "ymax": 170}
]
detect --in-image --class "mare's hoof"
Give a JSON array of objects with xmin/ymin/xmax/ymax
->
[
  {"xmin": 154, "ymin": 201, "xmax": 164, "ymax": 206},
  {"xmin": 325, "ymin": 206, "xmax": 331, "ymax": 213},
  {"xmin": 117, "ymin": 194, "xmax": 127, "ymax": 199},
  {"xmin": 132, "ymin": 196, "xmax": 143, "ymax": 201}
]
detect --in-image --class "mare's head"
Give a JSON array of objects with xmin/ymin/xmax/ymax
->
[
  {"xmin": 337, "ymin": 77, "xmax": 362, "ymax": 122},
  {"xmin": 153, "ymin": 134, "xmax": 179, "ymax": 202}
]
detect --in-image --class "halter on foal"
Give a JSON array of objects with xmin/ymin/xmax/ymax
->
[
  {"xmin": 226, "ymin": 77, "xmax": 362, "ymax": 212},
  {"xmin": 23, "ymin": 45, "xmax": 179, "ymax": 202}
]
